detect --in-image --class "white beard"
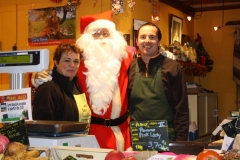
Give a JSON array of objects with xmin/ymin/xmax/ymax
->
[{"xmin": 76, "ymin": 33, "xmax": 127, "ymax": 115}]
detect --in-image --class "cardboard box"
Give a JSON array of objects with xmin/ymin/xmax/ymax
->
[{"xmin": 51, "ymin": 146, "xmax": 113, "ymax": 160}]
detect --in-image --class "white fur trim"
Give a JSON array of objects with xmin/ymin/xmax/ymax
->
[
  {"xmin": 111, "ymin": 126, "xmax": 124, "ymax": 151},
  {"xmin": 110, "ymin": 85, "xmax": 124, "ymax": 151},
  {"xmin": 31, "ymin": 72, "xmax": 38, "ymax": 88},
  {"xmin": 84, "ymin": 19, "xmax": 116, "ymax": 34},
  {"xmin": 111, "ymin": 83, "xmax": 121, "ymax": 119}
]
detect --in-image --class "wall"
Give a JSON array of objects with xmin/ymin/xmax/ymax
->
[
  {"xmin": 1, "ymin": 0, "xmax": 238, "ymax": 122},
  {"xmin": 0, "ymin": 0, "xmax": 194, "ymax": 90},
  {"xmin": 193, "ymin": 9, "xmax": 240, "ymax": 119},
  {"xmin": 130, "ymin": 2, "xmax": 194, "ymax": 46}
]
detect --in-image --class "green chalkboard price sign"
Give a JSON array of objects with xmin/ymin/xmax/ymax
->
[
  {"xmin": 130, "ymin": 120, "xmax": 169, "ymax": 151},
  {"xmin": 0, "ymin": 119, "xmax": 29, "ymax": 145}
]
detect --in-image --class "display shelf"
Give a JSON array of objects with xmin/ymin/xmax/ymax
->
[{"xmin": 177, "ymin": 61, "xmax": 212, "ymax": 77}]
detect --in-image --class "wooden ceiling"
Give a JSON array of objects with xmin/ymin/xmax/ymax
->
[{"xmin": 159, "ymin": 0, "xmax": 240, "ymax": 16}]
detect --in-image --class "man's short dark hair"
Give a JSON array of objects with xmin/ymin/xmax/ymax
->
[{"xmin": 137, "ymin": 22, "xmax": 162, "ymax": 41}]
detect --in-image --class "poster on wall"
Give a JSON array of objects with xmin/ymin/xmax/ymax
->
[
  {"xmin": 28, "ymin": 6, "xmax": 76, "ymax": 46},
  {"xmin": 0, "ymin": 88, "xmax": 32, "ymax": 123},
  {"xmin": 133, "ymin": 19, "xmax": 148, "ymax": 53},
  {"xmin": 170, "ymin": 15, "xmax": 182, "ymax": 44}
]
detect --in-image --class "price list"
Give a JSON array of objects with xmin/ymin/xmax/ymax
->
[{"xmin": 130, "ymin": 120, "xmax": 169, "ymax": 151}]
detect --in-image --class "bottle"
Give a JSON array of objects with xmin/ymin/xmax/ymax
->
[
  {"xmin": 176, "ymin": 47, "xmax": 181, "ymax": 55},
  {"xmin": 173, "ymin": 45, "xmax": 177, "ymax": 55},
  {"xmin": 183, "ymin": 43, "xmax": 188, "ymax": 51},
  {"xmin": 183, "ymin": 43, "xmax": 189, "ymax": 59},
  {"xmin": 192, "ymin": 48, "xmax": 197, "ymax": 63},
  {"xmin": 12, "ymin": 44, "xmax": 17, "ymax": 51},
  {"xmin": 188, "ymin": 47, "xmax": 193, "ymax": 62},
  {"xmin": 168, "ymin": 44, "xmax": 173, "ymax": 53},
  {"xmin": 189, "ymin": 121, "xmax": 198, "ymax": 141}
]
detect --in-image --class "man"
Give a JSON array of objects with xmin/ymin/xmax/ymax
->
[
  {"xmin": 32, "ymin": 10, "xmax": 133, "ymax": 151},
  {"xmin": 128, "ymin": 22, "xmax": 189, "ymax": 141}
]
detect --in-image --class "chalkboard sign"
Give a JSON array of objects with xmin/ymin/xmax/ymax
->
[
  {"xmin": 130, "ymin": 120, "xmax": 169, "ymax": 151},
  {"xmin": 0, "ymin": 119, "xmax": 29, "ymax": 145}
]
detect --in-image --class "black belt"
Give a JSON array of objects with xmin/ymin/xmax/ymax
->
[{"xmin": 91, "ymin": 110, "xmax": 129, "ymax": 127}]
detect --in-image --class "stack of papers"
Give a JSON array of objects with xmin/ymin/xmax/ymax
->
[
  {"xmin": 187, "ymin": 83, "xmax": 198, "ymax": 88},
  {"xmin": 186, "ymin": 82, "xmax": 204, "ymax": 93}
]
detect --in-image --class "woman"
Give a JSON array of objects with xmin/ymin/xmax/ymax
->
[{"xmin": 32, "ymin": 43, "xmax": 91, "ymax": 125}]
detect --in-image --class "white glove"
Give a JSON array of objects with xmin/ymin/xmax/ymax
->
[
  {"xmin": 31, "ymin": 70, "xmax": 53, "ymax": 88},
  {"xmin": 161, "ymin": 50, "xmax": 176, "ymax": 60}
]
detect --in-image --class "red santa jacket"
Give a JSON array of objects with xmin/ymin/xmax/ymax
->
[{"xmin": 77, "ymin": 49, "xmax": 134, "ymax": 151}]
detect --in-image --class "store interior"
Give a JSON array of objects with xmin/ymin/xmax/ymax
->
[
  {"xmin": 0, "ymin": 0, "xmax": 240, "ymax": 159},
  {"xmin": 0, "ymin": 0, "xmax": 239, "ymax": 119}
]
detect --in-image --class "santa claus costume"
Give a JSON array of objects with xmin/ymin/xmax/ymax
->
[{"xmin": 76, "ymin": 10, "xmax": 133, "ymax": 151}]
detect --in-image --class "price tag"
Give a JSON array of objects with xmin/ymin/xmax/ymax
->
[
  {"xmin": 130, "ymin": 120, "xmax": 169, "ymax": 151},
  {"xmin": 0, "ymin": 120, "xmax": 29, "ymax": 145}
]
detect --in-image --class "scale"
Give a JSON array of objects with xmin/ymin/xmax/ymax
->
[
  {"xmin": 0, "ymin": 49, "xmax": 49, "ymax": 89},
  {"xmin": 0, "ymin": 49, "xmax": 49, "ymax": 123}
]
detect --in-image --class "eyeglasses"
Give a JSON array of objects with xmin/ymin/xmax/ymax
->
[{"xmin": 92, "ymin": 30, "xmax": 110, "ymax": 39}]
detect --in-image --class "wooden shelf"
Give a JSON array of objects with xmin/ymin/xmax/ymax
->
[{"xmin": 177, "ymin": 61, "xmax": 212, "ymax": 77}]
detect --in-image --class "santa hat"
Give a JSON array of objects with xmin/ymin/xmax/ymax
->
[{"xmin": 80, "ymin": 10, "xmax": 115, "ymax": 34}]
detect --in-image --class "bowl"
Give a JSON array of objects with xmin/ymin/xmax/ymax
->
[{"xmin": 169, "ymin": 141, "xmax": 208, "ymax": 155}]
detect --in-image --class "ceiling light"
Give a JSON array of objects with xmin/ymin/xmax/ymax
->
[
  {"xmin": 214, "ymin": 27, "xmax": 222, "ymax": 31},
  {"xmin": 187, "ymin": 0, "xmax": 202, "ymax": 21},
  {"xmin": 187, "ymin": 16, "xmax": 192, "ymax": 21},
  {"xmin": 214, "ymin": 0, "xmax": 224, "ymax": 31}
]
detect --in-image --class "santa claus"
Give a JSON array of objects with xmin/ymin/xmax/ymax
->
[
  {"xmin": 76, "ymin": 10, "xmax": 133, "ymax": 151},
  {"xmin": 32, "ymin": 10, "xmax": 133, "ymax": 151}
]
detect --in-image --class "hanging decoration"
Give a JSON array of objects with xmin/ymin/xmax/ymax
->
[
  {"xmin": 178, "ymin": 61, "xmax": 208, "ymax": 77},
  {"xmin": 93, "ymin": 0, "xmax": 98, "ymax": 8},
  {"xmin": 152, "ymin": 15, "xmax": 160, "ymax": 24},
  {"xmin": 151, "ymin": 0, "xmax": 160, "ymax": 24},
  {"xmin": 127, "ymin": 0, "xmax": 136, "ymax": 11},
  {"xmin": 111, "ymin": 0, "xmax": 124, "ymax": 15},
  {"xmin": 233, "ymin": 27, "xmax": 240, "ymax": 85},
  {"xmin": 66, "ymin": 0, "xmax": 82, "ymax": 9},
  {"xmin": 51, "ymin": 0, "xmax": 62, "ymax": 3}
]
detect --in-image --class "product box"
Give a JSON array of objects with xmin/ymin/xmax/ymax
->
[
  {"xmin": 51, "ymin": 146, "xmax": 113, "ymax": 160},
  {"xmin": 124, "ymin": 151, "xmax": 158, "ymax": 160}
]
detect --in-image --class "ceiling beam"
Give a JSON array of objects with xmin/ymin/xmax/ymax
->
[
  {"xmin": 159, "ymin": 0, "xmax": 195, "ymax": 15},
  {"xmin": 180, "ymin": 0, "xmax": 240, "ymax": 5},
  {"xmin": 225, "ymin": 20, "xmax": 240, "ymax": 26},
  {"xmin": 194, "ymin": 4, "xmax": 240, "ymax": 12},
  {"xmin": 160, "ymin": 0, "xmax": 240, "ymax": 15}
]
